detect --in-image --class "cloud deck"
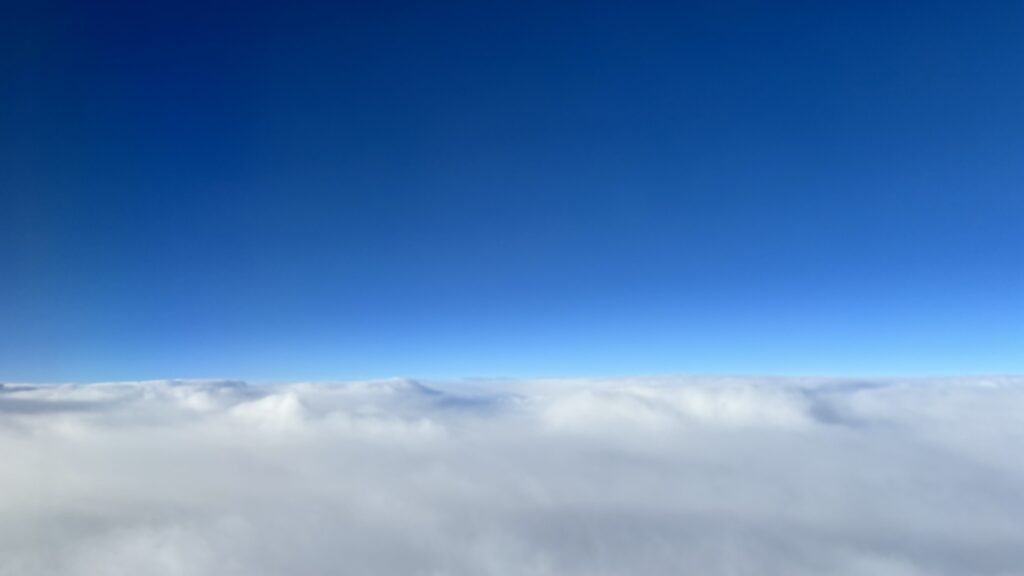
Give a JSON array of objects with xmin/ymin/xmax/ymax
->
[{"xmin": 1, "ymin": 376, "xmax": 1022, "ymax": 575}]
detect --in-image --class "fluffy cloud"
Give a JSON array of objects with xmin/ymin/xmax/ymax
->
[{"xmin": 1, "ymin": 376, "xmax": 1023, "ymax": 575}]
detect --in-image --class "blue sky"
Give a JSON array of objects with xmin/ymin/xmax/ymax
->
[{"xmin": 2, "ymin": 1, "xmax": 1021, "ymax": 382}]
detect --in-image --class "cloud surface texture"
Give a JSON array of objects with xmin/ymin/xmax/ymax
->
[{"xmin": 1, "ymin": 375, "xmax": 1022, "ymax": 575}]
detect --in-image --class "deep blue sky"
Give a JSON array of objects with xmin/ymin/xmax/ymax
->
[{"xmin": 2, "ymin": 1, "xmax": 1022, "ymax": 382}]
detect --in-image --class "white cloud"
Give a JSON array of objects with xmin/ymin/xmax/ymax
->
[{"xmin": 1, "ymin": 375, "xmax": 1023, "ymax": 575}]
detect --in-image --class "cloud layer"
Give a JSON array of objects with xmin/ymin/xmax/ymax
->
[{"xmin": 2, "ymin": 375, "xmax": 1023, "ymax": 575}]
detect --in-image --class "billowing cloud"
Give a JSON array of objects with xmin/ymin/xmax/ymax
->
[{"xmin": 1, "ymin": 375, "xmax": 1023, "ymax": 575}]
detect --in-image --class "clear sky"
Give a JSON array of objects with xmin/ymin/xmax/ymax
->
[{"xmin": 2, "ymin": 1, "xmax": 1021, "ymax": 382}]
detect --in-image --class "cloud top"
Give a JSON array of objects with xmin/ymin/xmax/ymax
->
[{"xmin": 2, "ymin": 375, "xmax": 1023, "ymax": 575}]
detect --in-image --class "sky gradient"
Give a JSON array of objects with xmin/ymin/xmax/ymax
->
[{"xmin": 2, "ymin": 1, "xmax": 1022, "ymax": 382}]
